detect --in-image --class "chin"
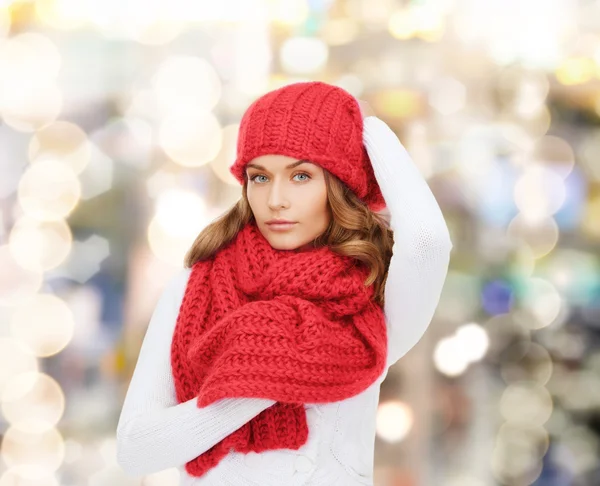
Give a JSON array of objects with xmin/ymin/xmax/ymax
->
[{"xmin": 264, "ymin": 235, "xmax": 309, "ymax": 251}]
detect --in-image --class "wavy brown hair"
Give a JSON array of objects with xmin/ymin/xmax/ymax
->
[{"xmin": 184, "ymin": 170, "xmax": 394, "ymax": 307}]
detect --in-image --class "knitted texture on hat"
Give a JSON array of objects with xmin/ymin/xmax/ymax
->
[
  {"xmin": 229, "ymin": 81, "xmax": 386, "ymax": 212},
  {"xmin": 170, "ymin": 220, "xmax": 388, "ymax": 477}
]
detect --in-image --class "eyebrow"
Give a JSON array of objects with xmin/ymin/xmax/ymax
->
[{"xmin": 245, "ymin": 159, "xmax": 314, "ymax": 171}]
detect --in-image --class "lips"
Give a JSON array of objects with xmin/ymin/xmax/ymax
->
[{"xmin": 266, "ymin": 222, "xmax": 297, "ymax": 231}]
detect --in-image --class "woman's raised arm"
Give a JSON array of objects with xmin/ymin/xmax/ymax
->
[{"xmin": 363, "ymin": 116, "xmax": 453, "ymax": 369}]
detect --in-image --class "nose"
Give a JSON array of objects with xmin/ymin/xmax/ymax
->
[{"xmin": 267, "ymin": 178, "xmax": 290, "ymax": 210}]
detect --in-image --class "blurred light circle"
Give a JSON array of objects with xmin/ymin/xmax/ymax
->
[
  {"xmin": 517, "ymin": 277, "xmax": 563, "ymax": 330},
  {"xmin": 501, "ymin": 123, "xmax": 536, "ymax": 152},
  {"xmin": 500, "ymin": 342, "xmax": 553, "ymax": 386},
  {"xmin": 376, "ymin": 400, "xmax": 413, "ymax": 443},
  {"xmin": 124, "ymin": 88, "xmax": 160, "ymax": 122},
  {"xmin": 539, "ymin": 249, "xmax": 600, "ymax": 307},
  {"xmin": 0, "ymin": 467, "xmax": 60, "ymax": 486},
  {"xmin": 1, "ymin": 372, "xmax": 65, "ymax": 433},
  {"xmin": 29, "ymin": 121, "xmax": 91, "ymax": 175},
  {"xmin": 481, "ymin": 279, "xmax": 514, "ymax": 315},
  {"xmin": 530, "ymin": 135, "xmax": 575, "ymax": 179},
  {"xmin": 428, "ymin": 76, "xmax": 466, "ymax": 115},
  {"xmin": 444, "ymin": 475, "xmax": 485, "ymax": 486},
  {"xmin": 1, "ymin": 83, "xmax": 63, "ymax": 133},
  {"xmin": 583, "ymin": 194, "xmax": 600, "ymax": 239},
  {"xmin": 268, "ymin": 0, "xmax": 308, "ymax": 25},
  {"xmin": 158, "ymin": 110, "xmax": 222, "ymax": 167},
  {"xmin": 35, "ymin": 0, "xmax": 88, "ymax": 30},
  {"xmin": 483, "ymin": 314, "xmax": 531, "ymax": 365},
  {"xmin": 0, "ymin": 6, "xmax": 10, "ymax": 38},
  {"xmin": 497, "ymin": 68, "xmax": 549, "ymax": 116},
  {"xmin": 455, "ymin": 323, "xmax": 489, "ymax": 362},
  {"xmin": 155, "ymin": 190, "xmax": 207, "ymax": 238},
  {"xmin": 556, "ymin": 57, "xmax": 596, "ymax": 85},
  {"xmin": 514, "ymin": 164, "xmax": 566, "ymax": 220},
  {"xmin": 558, "ymin": 425, "xmax": 600, "ymax": 474},
  {"xmin": 142, "ymin": 467, "xmax": 180, "ymax": 486},
  {"xmin": 1, "ymin": 426, "xmax": 65, "ymax": 475},
  {"xmin": 0, "ymin": 33, "xmax": 63, "ymax": 132},
  {"xmin": 0, "ymin": 33, "xmax": 61, "ymax": 80},
  {"xmin": 0, "ymin": 338, "xmax": 38, "ymax": 395},
  {"xmin": 280, "ymin": 37, "xmax": 328, "ymax": 75},
  {"xmin": 491, "ymin": 436, "xmax": 543, "ymax": 485},
  {"xmin": 579, "ymin": 129, "xmax": 600, "ymax": 181},
  {"xmin": 500, "ymin": 383, "xmax": 553, "ymax": 426},
  {"xmin": 152, "ymin": 56, "xmax": 221, "ymax": 113},
  {"xmin": 62, "ymin": 439, "xmax": 83, "ymax": 464},
  {"xmin": 148, "ymin": 190, "xmax": 214, "ymax": 266},
  {"xmin": 433, "ymin": 336, "xmax": 469, "ymax": 377},
  {"xmin": 559, "ymin": 371, "xmax": 600, "ymax": 411},
  {"xmin": 210, "ymin": 124, "xmax": 240, "ymax": 186},
  {"xmin": 89, "ymin": 116, "xmax": 153, "ymax": 170},
  {"xmin": 506, "ymin": 214, "xmax": 559, "ymax": 259},
  {"xmin": 8, "ymin": 217, "xmax": 72, "ymax": 273},
  {"xmin": 0, "ymin": 245, "xmax": 43, "ymax": 306},
  {"xmin": 496, "ymin": 423, "xmax": 549, "ymax": 458},
  {"xmin": 333, "ymin": 74, "xmax": 364, "ymax": 97},
  {"xmin": 322, "ymin": 18, "xmax": 359, "ymax": 45},
  {"xmin": 17, "ymin": 159, "xmax": 81, "ymax": 222},
  {"xmin": 10, "ymin": 293, "xmax": 75, "ymax": 357},
  {"xmin": 126, "ymin": 18, "xmax": 183, "ymax": 46},
  {"xmin": 388, "ymin": 9, "xmax": 415, "ymax": 40},
  {"xmin": 500, "ymin": 105, "xmax": 551, "ymax": 141}
]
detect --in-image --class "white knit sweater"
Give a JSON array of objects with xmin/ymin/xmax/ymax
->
[{"xmin": 116, "ymin": 116, "xmax": 453, "ymax": 485}]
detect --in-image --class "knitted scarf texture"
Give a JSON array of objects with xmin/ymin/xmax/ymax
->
[{"xmin": 170, "ymin": 220, "xmax": 388, "ymax": 477}]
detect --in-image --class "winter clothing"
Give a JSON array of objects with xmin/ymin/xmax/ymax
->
[
  {"xmin": 170, "ymin": 220, "xmax": 388, "ymax": 477},
  {"xmin": 116, "ymin": 116, "xmax": 454, "ymax": 486},
  {"xmin": 229, "ymin": 81, "xmax": 386, "ymax": 211}
]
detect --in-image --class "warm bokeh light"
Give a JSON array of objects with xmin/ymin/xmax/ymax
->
[
  {"xmin": 0, "ymin": 33, "xmax": 63, "ymax": 131},
  {"xmin": 8, "ymin": 216, "xmax": 72, "ymax": 272},
  {"xmin": 10, "ymin": 293, "xmax": 75, "ymax": 357},
  {"xmin": 376, "ymin": 400, "xmax": 413, "ymax": 443},
  {"xmin": 1, "ymin": 426, "xmax": 65, "ymax": 476},
  {"xmin": 148, "ymin": 189, "xmax": 214, "ymax": 266},
  {"xmin": 152, "ymin": 56, "xmax": 222, "ymax": 114},
  {"xmin": 29, "ymin": 121, "xmax": 91, "ymax": 175},
  {"xmin": 1, "ymin": 372, "xmax": 66, "ymax": 433},
  {"xmin": 17, "ymin": 159, "xmax": 81, "ymax": 222},
  {"xmin": 0, "ymin": 338, "xmax": 39, "ymax": 395},
  {"xmin": 280, "ymin": 37, "xmax": 328, "ymax": 75},
  {"xmin": 500, "ymin": 383, "xmax": 553, "ymax": 426},
  {"xmin": 0, "ymin": 245, "xmax": 44, "ymax": 307},
  {"xmin": 158, "ymin": 109, "xmax": 222, "ymax": 167},
  {"xmin": 0, "ymin": 467, "xmax": 60, "ymax": 486},
  {"xmin": 210, "ymin": 124, "xmax": 240, "ymax": 186},
  {"xmin": 506, "ymin": 214, "xmax": 559, "ymax": 259}
]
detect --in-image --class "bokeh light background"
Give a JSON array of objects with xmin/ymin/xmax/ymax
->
[{"xmin": 0, "ymin": 0, "xmax": 599, "ymax": 485}]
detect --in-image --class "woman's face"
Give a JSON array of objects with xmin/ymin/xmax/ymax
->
[{"xmin": 245, "ymin": 154, "xmax": 330, "ymax": 251}]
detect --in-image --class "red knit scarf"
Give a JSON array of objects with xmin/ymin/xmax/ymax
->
[{"xmin": 170, "ymin": 220, "xmax": 388, "ymax": 477}]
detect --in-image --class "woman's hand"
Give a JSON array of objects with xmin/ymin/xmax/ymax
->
[{"xmin": 357, "ymin": 99, "xmax": 375, "ymax": 119}]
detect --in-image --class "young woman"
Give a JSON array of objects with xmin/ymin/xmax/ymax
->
[{"xmin": 116, "ymin": 81, "xmax": 453, "ymax": 486}]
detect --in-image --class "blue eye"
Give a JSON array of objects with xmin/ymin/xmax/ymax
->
[
  {"xmin": 250, "ymin": 175, "xmax": 268, "ymax": 183},
  {"xmin": 249, "ymin": 173, "xmax": 311, "ymax": 183}
]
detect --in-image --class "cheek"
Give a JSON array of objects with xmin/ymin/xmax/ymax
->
[{"xmin": 306, "ymin": 187, "xmax": 329, "ymax": 219}]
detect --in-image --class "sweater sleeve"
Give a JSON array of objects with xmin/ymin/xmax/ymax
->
[
  {"xmin": 363, "ymin": 116, "xmax": 453, "ymax": 369},
  {"xmin": 116, "ymin": 268, "xmax": 276, "ymax": 477}
]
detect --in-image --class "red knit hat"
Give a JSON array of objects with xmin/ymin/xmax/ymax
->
[{"xmin": 229, "ymin": 81, "xmax": 386, "ymax": 212}]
